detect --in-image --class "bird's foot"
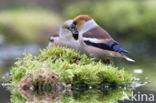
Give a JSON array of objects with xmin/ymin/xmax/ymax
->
[{"xmin": 102, "ymin": 59, "xmax": 114, "ymax": 65}]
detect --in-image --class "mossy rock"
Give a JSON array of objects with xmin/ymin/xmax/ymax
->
[
  {"xmin": 10, "ymin": 46, "xmax": 134, "ymax": 87},
  {"xmin": 9, "ymin": 46, "xmax": 136, "ymax": 103}
]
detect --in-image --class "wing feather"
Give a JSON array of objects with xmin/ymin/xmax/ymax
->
[
  {"xmin": 82, "ymin": 26, "xmax": 128, "ymax": 53},
  {"xmin": 83, "ymin": 26, "xmax": 115, "ymax": 42}
]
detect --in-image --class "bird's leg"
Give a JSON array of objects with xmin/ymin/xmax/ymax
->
[{"xmin": 102, "ymin": 58, "xmax": 114, "ymax": 65}]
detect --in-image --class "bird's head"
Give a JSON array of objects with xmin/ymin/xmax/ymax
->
[
  {"xmin": 71, "ymin": 15, "xmax": 91, "ymax": 40},
  {"xmin": 59, "ymin": 20, "xmax": 74, "ymax": 39},
  {"xmin": 49, "ymin": 36, "xmax": 56, "ymax": 43},
  {"xmin": 48, "ymin": 36, "xmax": 67, "ymax": 49},
  {"xmin": 48, "ymin": 36, "xmax": 61, "ymax": 48}
]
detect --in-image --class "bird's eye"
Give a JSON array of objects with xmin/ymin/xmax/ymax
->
[
  {"xmin": 65, "ymin": 26, "xmax": 70, "ymax": 30},
  {"xmin": 67, "ymin": 27, "xmax": 70, "ymax": 30}
]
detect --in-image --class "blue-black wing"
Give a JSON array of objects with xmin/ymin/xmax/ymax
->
[{"xmin": 84, "ymin": 40, "xmax": 128, "ymax": 54}]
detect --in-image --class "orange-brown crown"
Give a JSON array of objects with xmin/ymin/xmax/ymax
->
[{"xmin": 73, "ymin": 15, "xmax": 91, "ymax": 23}]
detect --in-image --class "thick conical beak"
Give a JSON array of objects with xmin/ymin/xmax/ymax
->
[
  {"xmin": 49, "ymin": 36, "xmax": 54, "ymax": 42},
  {"xmin": 70, "ymin": 22, "xmax": 79, "ymax": 40}
]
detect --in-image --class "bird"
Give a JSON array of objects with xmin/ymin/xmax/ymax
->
[
  {"xmin": 70, "ymin": 15, "xmax": 135, "ymax": 62},
  {"xmin": 48, "ymin": 36, "xmax": 65, "ymax": 49},
  {"xmin": 48, "ymin": 20, "xmax": 81, "ymax": 52}
]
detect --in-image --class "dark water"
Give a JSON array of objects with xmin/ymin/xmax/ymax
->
[
  {"xmin": 0, "ymin": 83, "xmax": 155, "ymax": 103},
  {"xmin": 0, "ymin": 45, "xmax": 156, "ymax": 103},
  {"xmin": 0, "ymin": 85, "xmax": 10, "ymax": 103}
]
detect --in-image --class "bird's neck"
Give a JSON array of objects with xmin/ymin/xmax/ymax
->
[{"xmin": 80, "ymin": 19, "xmax": 98, "ymax": 34}]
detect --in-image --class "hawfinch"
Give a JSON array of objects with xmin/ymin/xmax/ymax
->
[
  {"xmin": 70, "ymin": 15, "xmax": 135, "ymax": 62},
  {"xmin": 48, "ymin": 20, "xmax": 81, "ymax": 51},
  {"xmin": 48, "ymin": 36, "xmax": 64, "ymax": 49}
]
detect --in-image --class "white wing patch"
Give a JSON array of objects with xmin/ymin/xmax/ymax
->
[{"xmin": 83, "ymin": 37, "xmax": 102, "ymax": 43}]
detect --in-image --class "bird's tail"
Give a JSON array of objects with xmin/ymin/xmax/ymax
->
[
  {"xmin": 112, "ymin": 44, "xmax": 128, "ymax": 54},
  {"xmin": 122, "ymin": 55, "xmax": 135, "ymax": 62},
  {"xmin": 107, "ymin": 42, "xmax": 128, "ymax": 54},
  {"xmin": 110, "ymin": 51, "xmax": 135, "ymax": 62}
]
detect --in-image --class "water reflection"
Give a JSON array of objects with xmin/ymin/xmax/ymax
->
[
  {"xmin": 10, "ymin": 86, "xmax": 133, "ymax": 103},
  {"xmin": 116, "ymin": 60, "xmax": 156, "ymax": 91},
  {"xmin": 0, "ymin": 81, "xmax": 150, "ymax": 103}
]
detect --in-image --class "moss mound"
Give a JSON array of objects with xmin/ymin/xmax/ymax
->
[
  {"xmin": 9, "ymin": 46, "xmax": 135, "ymax": 103},
  {"xmin": 10, "ymin": 46, "xmax": 134, "ymax": 87}
]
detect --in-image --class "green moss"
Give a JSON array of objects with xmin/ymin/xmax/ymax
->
[
  {"xmin": 10, "ymin": 46, "xmax": 134, "ymax": 86},
  {"xmin": 39, "ymin": 47, "xmax": 91, "ymax": 64},
  {"xmin": 10, "ymin": 89, "xmax": 26, "ymax": 103}
]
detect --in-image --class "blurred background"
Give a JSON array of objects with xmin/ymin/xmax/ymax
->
[{"xmin": 0, "ymin": 0, "xmax": 156, "ymax": 103}]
